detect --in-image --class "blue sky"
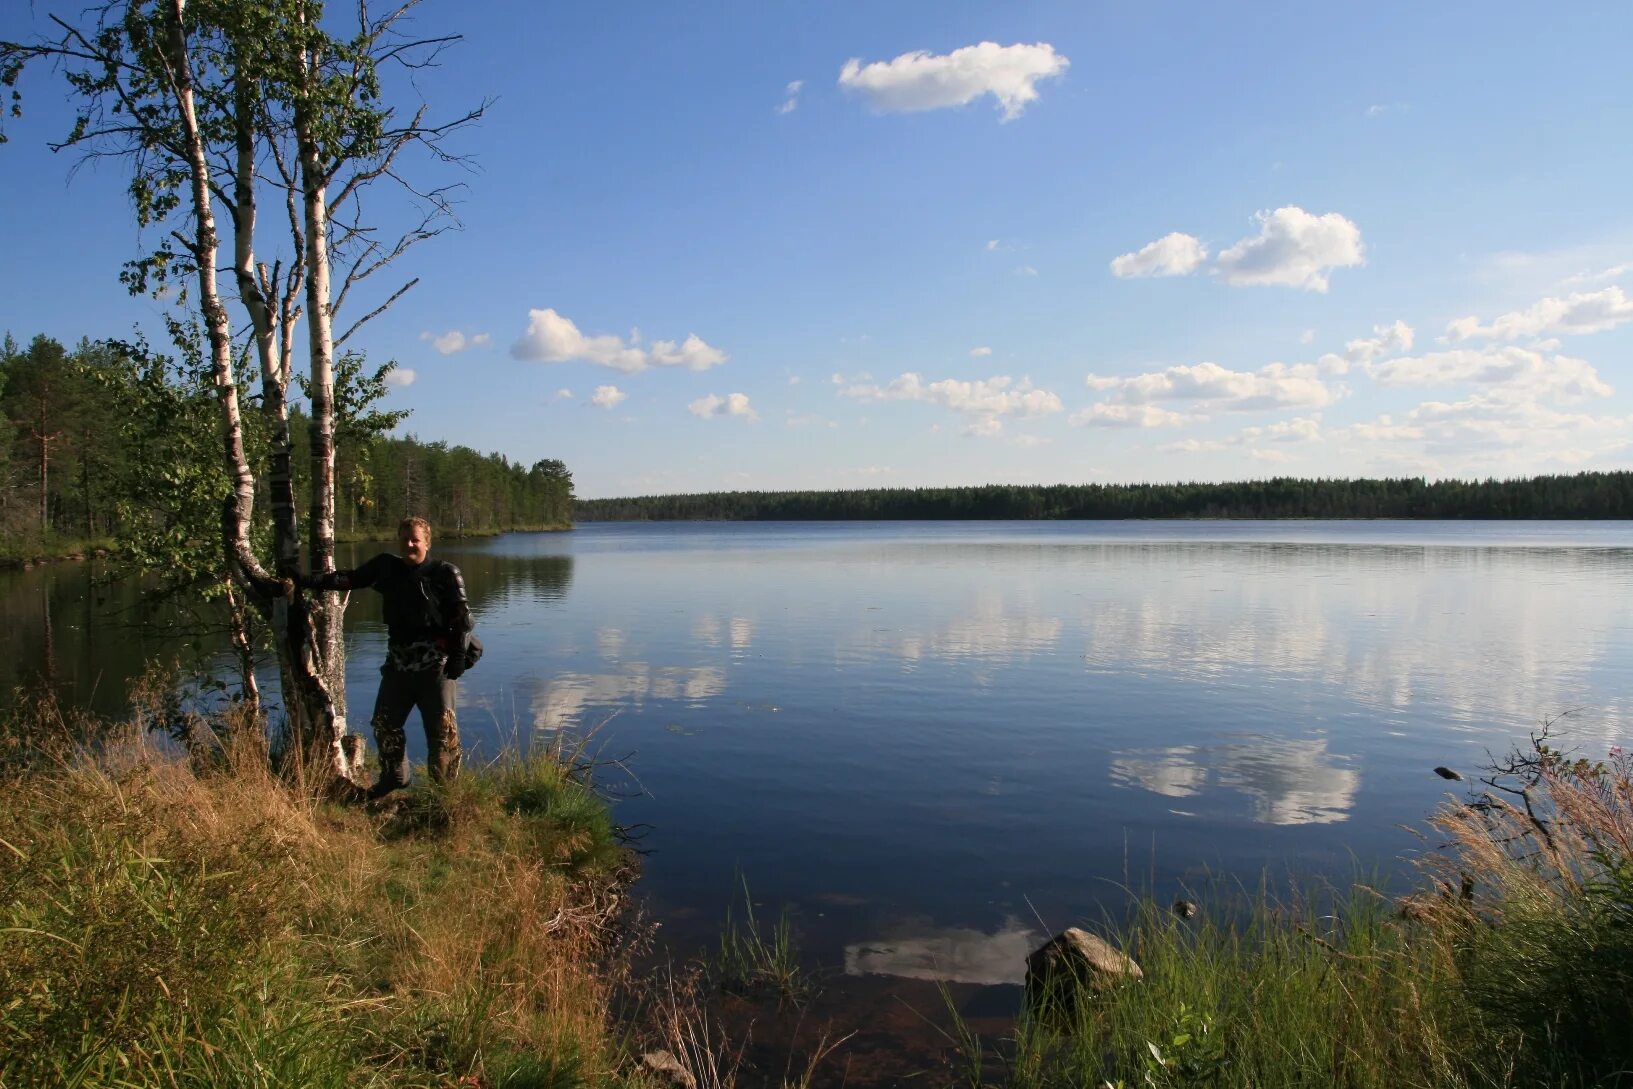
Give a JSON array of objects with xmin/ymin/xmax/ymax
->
[{"xmin": 4, "ymin": 1, "xmax": 1633, "ymax": 498}]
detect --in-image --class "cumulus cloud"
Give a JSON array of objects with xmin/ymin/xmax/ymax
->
[
  {"xmin": 552, "ymin": 388, "xmax": 574, "ymax": 401},
  {"xmin": 590, "ymin": 384, "xmax": 627, "ymax": 409},
  {"xmin": 838, "ymin": 41, "xmax": 1069, "ymax": 121},
  {"xmin": 511, "ymin": 308, "xmax": 727, "ymax": 373},
  {"xmin": 1332, "ymin": 415, "xmax": 1424, "ymax": 442},
  {"xmin": 1082, "ymin": 361, "xmax": 1337, "ymax": 412},
  {"xmin": 1158, "ymin": 416, "xmax": 1322, "ymax": 453},
  {"xmin": 688, "ymin": 392, "xmax": 757, "ymax": 419},
  {"xmin": 384, "ymin": 367, "xmax": 416, "ymax": 388},
  {"xmin": 1367, "ymin": 347, "xmax": 1612, "ymax": 402},
  {"xmin": 1110, "ymin": 232, "xmax": 1208, "ymax": 278},
  {"xmin": 841, "ymin": 372, "xmax": 1064, "ymax": 419},
  {"xmin": 1445, "ymin": 286, "xmax": 1633, "ymax": 342},
  {"xmin": 1318, "ymin": 319, "xmax": 1414, "ymax": 374},
  {"xmin": 777, "ymin": 79, "xmax": 803, "ymax": 114},
  {"xmin": 1243, "ymin": 416, "xmax": 1323, "ymax": 443},
  {"xmin": 1214, "ymin": 207, "xmax": 1365, "ymax": 292},
  {"xmin": 420, "ymin": 330, "xmax": 491, "ymax": 355},
  {"xmin": 970, "ymin": 345, "xmax": 993, "ymax": 357},
  {"xmin": 1068, "ymin": 403, "xmax": 1197, "ymax": 428}
]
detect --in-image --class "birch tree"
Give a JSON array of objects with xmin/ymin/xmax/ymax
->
[{"xmin": 2, "ymin": 0, "xmax": 483, "ymax": 789}]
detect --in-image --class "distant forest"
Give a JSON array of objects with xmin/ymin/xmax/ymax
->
[
  {"xmin": 0, "ymin": 334, "xmax": 574, "ymax": 549},
  {"xmin": 575, "ymin": 472, "xmax": 1633, "ymax": 522}
]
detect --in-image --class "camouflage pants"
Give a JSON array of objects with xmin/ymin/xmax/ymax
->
[{"xmin": 369, "ymin": 666, "xmax": 460, "ymax": 787}]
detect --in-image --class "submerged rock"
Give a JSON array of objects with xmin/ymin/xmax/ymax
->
[
  {"xmin": 1173, "ymin": 898, "xmax": 1198, "ymax": 919},
  {"xmin": 1433, "ymin": 766, "xmax": 1464, "ymax": 781}
]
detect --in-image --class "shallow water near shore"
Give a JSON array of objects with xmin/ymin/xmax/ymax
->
[{"xmin": 7, "ymin": 519, "xmax": 1632, "ymax": 991}]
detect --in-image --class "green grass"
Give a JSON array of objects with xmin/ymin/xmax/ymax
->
[
  {"xmin": 0, "ymin": 531, "xmax": 116, "ymax": 566},
  {"xmin": 713, "ymin": 873, "xmax": 811, "ymax": 1006},
  {"xmin": 928, "ymin": 733, "xmax": 1633, "ymax": 1089}
]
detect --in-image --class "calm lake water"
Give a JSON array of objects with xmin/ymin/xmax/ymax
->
[{"xmin": 8, "ymin": 520, "xmax": 1633, "ymax": 987}]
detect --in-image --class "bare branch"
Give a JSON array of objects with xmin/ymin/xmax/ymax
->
[{"xmin": 334, "ymin": 277, "xmax": 416, "ymax": 347}]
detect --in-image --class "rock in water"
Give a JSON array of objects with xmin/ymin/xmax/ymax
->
[
  {"xmin": 1433, "ymin": 766, "xmax": 1464, "ymax": 781},
  {"xmin": 1026, "ymin": 927, "xmax": 1143, "ymax": 1001},
  {"xmin": 1173, "ymin": 898, "xmax": 1198, "ymax": 919},
  {"xmin": 641, "ymin": 1050, "xmax": 696, "ymax": 1089}
]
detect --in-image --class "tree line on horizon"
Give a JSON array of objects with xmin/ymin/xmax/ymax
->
[
  {"xmin": 0, "ymin": 332, "xmax": 574, "ymax": 551},
  {"xmin": 575, "ymin": 471, "xmax": 1633, "ymax": 521}
]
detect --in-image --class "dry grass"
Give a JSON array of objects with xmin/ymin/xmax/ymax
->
[{"xmin": 0, "ymin": 693, "xmax": 645, "ymax": 1089}]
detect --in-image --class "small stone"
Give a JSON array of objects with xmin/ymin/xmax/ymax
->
[
  {"xmin": 1433, "ymin": 766, "xmax": 1464, "ymax": 781},
  {"xmin": 1172, "ymin": 898, "xmax": 1198, "ymax": 919},
  {"xmin": 641, "ymin": 1049, "xmax": 696, "ymax": 1089}
]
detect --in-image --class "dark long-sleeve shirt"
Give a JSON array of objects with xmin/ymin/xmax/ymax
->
[{"xmin": 315, "ymin": 554, "xmax": 473, "ymax": 649}]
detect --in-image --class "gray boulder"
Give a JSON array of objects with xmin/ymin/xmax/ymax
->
[{"xmin": 1025, "ymin": 927, "xmax": 1143, "ymax": 1001}]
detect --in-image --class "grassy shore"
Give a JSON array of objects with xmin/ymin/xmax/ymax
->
[
  {"xmin": 1, "ymin": 697, "xmax": 642, "ymax": 1089},
  {"xmin": 4, "ymin": 696, "xmax": 1632, "ymax": 1088},
  {"xmin": 0, "ymin": 532, "xmax": 116, "ymax": 569},
  {"xmin": 927, "ymin": 733, "xmax": 1633, "ymax": 1089}
]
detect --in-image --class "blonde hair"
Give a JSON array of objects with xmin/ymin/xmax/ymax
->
[{"xmin": 398, "ymin": 516, "xmax": 432, "ymax": 540}]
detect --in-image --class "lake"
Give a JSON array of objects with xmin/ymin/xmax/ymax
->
[{"xmin": 7, "ymin": 520, "xmax": 1632, "ymax": 988}]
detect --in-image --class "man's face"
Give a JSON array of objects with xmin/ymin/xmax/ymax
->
[{"xmin": 398, "ymin": 525, "xmax": 430, "ymax": 564}]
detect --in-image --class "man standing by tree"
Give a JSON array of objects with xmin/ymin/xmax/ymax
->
[{"xmin": 294, "ymin": 516, "xmax": 474, "ymax": 796}]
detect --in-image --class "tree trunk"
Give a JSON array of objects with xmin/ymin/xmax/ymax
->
[
  {"xmin": 164, "ymin": 0, "xmax": 355, "ymax": 784},
  {"xmin": 293, "ymin": 12, "xmax": 352, "ymax": 768}
]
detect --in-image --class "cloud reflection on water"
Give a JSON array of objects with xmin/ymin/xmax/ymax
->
[
  {"xmin": 1110, "ymin": 736, "xmax": 1361, "ymax": 825},
  {"xmin": 530, "ymin": 664, "xmax": 726, "ymax": 731},
  {"xmin": 844, "ymin": 917, "xmax": 1040, "ymax": 985}
]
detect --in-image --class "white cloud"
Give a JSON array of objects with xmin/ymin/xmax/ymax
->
[
  {"xmin": 1250, "ymin": 447, "xmax": 1296, "ymax": 463},
  {"xmin": 1083, "ymin": 360, "xmax": 1337, "ymax": 412},
  {"xmin": 1242, "ymin": 416, "xmax": 1323, "ymax": 443},
  {"xmin": 384, "ymin": 367, "xmax": 416, "ymax": 388},
  {"xmin": 1562, "ymin": 262, "xmax": 1632, "ymax": 287},
  {"xmin": 552, "ymin": 388, "xmax": 574, "ymax": 401},
  {"xmin": 838, "ymin": 41, "xmax": 1069, "ymax": 121},
  {"xmin": 1214, "ymin": 207, "xmax": 1365, "ymax": 292},
  {"xmin": 841, "ymin": 372, "xmax": 1063, "ymax": 419},
  {"xmin": 1110, "ymin": 232, "xmax": 1208, "ymax": 278},
  {"xmin": 1367, "ymin": 347, "xmax": 1612, "ymax": 402},
  {"xmin": 1319, "ymin": 319, "xmax": 1414, "ymax": 374},
  {"xmin": 1299, "ymin": 329, "xmax": 1316, "ymax": 345},
  {"xmin": 1015, "ymin": 265, "xmax": 1039, "ymax": 277},
  {"xmin": 777, "ymin": 79, "xmax": 803, "ymax": 115},
  {"xmin": 688, "ymin": 392, "xmax": 757, "ymax": 419},
  {"xmin": 420, "ymin": 330, "xmax": 491, "ymax": 355},
  {"xmin": 1069, "ymin": 403, "xmax": 1197, "ymax": 429},
  {"xmin": 985, "ymin": 239, "xmax": 1000, "ymax": 252},
  {"xmin": 966, "ymin": 416, "xmax": 1005, "ymax": 438},
  {"xmin": 1445, "ymin": 286, "xmax": 1633, "ymax": 342},
  {"xmin": 1333, "ymin": 415, "xmax": 1423, "ymax": 442},
  {"xmin": 1011, "ymin": 434, "xmax": 1048, "ymax": 447},
  {"xmin": 1159, "ymin": 438, "xmax": 1231, "ymax": 454},
  {"xmin": 970, "ymin": 345, "xmax": 993, "ymax": 357},
  {"xmin": 1158, "ymin": 416, "xmax": 1322, "ymax": 452},
  {"xmin": 511, "ymin": 308, "xmax": 727, "ymax": 373},
  {"xmin": 590, "ymin": 384, "xmax": 627, "ymax": 409}
]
